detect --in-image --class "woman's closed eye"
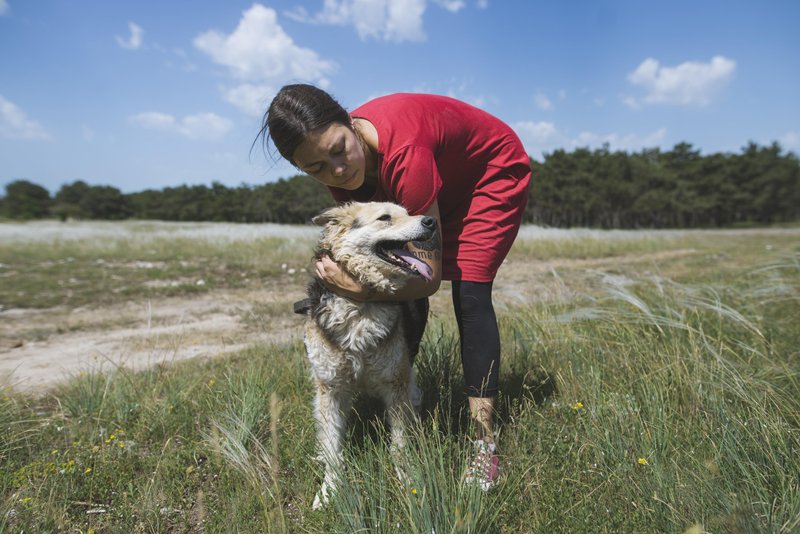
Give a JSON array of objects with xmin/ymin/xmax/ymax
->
[
  {"xmin": 306, "ymin": 164, "xmax": 323, "ymax": 175},
  {"xmin": 331, "ymin": 139, "xmax": 346, "ymax": 154}
]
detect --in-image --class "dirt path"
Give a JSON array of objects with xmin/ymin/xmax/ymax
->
[
  {"xmin": 0, "ymin": 287, "xmax": 307, "ymax": 393},
  {"xmin": 0, "ymin": 249, "xmax": 697, "ymax": 393}
]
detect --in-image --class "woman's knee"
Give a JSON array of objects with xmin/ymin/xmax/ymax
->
[{"xmin": 453, "ymin": 280, "xmax": 495, "ymax": 320}]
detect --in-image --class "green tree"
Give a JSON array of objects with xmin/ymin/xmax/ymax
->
[
  {"xmin": 52, "ymin": 180, "xmax": 91, "ymax": 220},
  {"xmin": 84, "ymin": 185, "xmax": 131, "ymax": 220},
  {"xmin": 2, "ymin": 180, "xmax": 52, "ymax": 219},
  {"xmin": 51, "ymin": 181, "xmax": 133, "ymax": 220}
]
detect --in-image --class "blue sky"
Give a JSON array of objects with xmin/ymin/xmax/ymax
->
[{"xmin": 1, "ymin": 0, "xmax": 798, "ymax": 194}]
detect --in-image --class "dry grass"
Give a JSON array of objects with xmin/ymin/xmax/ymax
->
[{"xmin": 1, "ymin": 221, "xmax": 798, "ymax": 532}]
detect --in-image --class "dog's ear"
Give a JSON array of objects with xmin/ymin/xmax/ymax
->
[
  {"xmin": 312, "ymin": 206, "xmax": 339, "ymax": 226},
  {"xmin": 312, "ymin": 204, "xmax": 350, "ymax": 226}
]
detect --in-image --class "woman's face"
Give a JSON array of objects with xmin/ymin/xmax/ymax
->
[{"xmin": 292, "ymin": 122, "xmax": 366, "ymax": 190}]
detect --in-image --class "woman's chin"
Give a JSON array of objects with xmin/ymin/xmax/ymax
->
[{"xmin": 341, "ymin": 173, "xmax": 364, "ymax": 190}]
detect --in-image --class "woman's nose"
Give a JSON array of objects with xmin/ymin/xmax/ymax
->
[{"xmin": 331, "ymin": 158, "xmax": 346, "ymax": 177}]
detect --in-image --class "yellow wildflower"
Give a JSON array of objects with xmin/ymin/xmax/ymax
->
[
  {"xmin": 638, "ymin": 457, "xmax": 649, "ymax": 466},
  {"xmin": 572, "ymin": 401, "xmax": 584, "ymax": 411},
  {"xmin": 411, "ymin": 488, "xmax": 418, "ymax": 495},
  {"xmin": 19, "ymin": 497, "xmax": 32, "ymax": 504},
  {"xmin": 85, "ymin": 467, "xmax": 92, "ymax": 474}
]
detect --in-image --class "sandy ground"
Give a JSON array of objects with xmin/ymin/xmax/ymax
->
[
  {"xmin": 0, "ymin": 245, "xmax": 707, "ymax": 394},
  {"xmin": 0, "ymin": 286, "xmax": 307, "ymax": 393}
]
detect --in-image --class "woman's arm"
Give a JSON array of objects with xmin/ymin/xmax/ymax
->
[{"xmin": 314, "ymin": 201, "xmax": 443, "ymax": 301}]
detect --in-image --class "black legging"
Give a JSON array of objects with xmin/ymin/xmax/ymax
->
[{"xmin": 452, "ymin": 280, "xmax": 500, "ymax": 398}]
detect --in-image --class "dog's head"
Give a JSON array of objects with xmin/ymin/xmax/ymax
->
[{"xmin": 312, "ymin": 202, "xmax": 438, "ymax": 292}]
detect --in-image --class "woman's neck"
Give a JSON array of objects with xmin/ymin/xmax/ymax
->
[{"xmin": 353, "ymin": 118, "xmax": 379, "ymax": 180}]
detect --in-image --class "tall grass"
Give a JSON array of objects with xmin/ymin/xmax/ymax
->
[
  {"xmin": 497, "ymin": 253, "xmax": 800, "ymax": 532},
  {"xmin": 1, "ymin": 225, "xmax": 798, "ymax": 532}
]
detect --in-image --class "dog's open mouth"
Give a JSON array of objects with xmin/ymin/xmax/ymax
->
[{"xmin": 377, "ymin": 241, "xmax": 434, "ymax": 281}]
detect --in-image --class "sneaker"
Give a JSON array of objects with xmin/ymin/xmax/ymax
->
[{"xmin": 464, "ymin": 439, "xmax": 499, "ymax": 491}]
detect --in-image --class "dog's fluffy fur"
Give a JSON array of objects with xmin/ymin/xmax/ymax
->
[{"xmin": 300, "ymin": 202, "xmax": 437, "ymax": 509}]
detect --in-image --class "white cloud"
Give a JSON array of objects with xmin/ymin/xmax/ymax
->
[
  {"xmin": 223, "ymin": 83, "xmax": 276, "ymax": 118},
  {"xmin": 129, "ymin": 111, "xmax": 175, "ymax": 130},
  {"xmin": 534, "ymin": 93, "xmax": 552, "ymax": 111},
  {"xmin": 195, "ymin": 4, "xmax": 335, "ymax": 116},
  {"xmin": 195, "ymin": 4, "xmax": 335, "ymax": 82},
  {"xmin": 129, "ymin": 111, "xmax": 233, "ymax": 140},
  {"xmin": 433, "ymin": 0, "xmax": 465, "ymax": 13},
  {"xmin": 116, "ymin": 21, "xmax": 143, "ymax": 50},
  {"xmin": 0, "ymin": 95, "xmax": 50, "ymax": 140},
  {"xmin": 179, "ymin": 113, "xmax": 234, "ymax": 139},
  {"xmin": 0, "ymin": 0, "xmax": 9, "ymax": 16},
  {"xmin": 476, "ymin": 0, "xmax": 489, "ymax": 8},
  {"xmin": 286, "ymin": 0, "xmax": 427, "ymax": 42},
  {"xmin": 513, "ymin": 120, "xmax": 667, "ymax": 158},
  {"xmin": 512, "ymin": 120, "xmax": 561, "ymax": 150},
  {"xmin": 627, "ymin": 55, "xmax": 736, "ymax": 107}
]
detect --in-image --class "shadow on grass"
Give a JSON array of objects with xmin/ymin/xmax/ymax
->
[
  {"xmin": 343, "ymin": 345, "xmax": 557, "ymax": 450},
  {"xmin": 496, "ymin": 365, "xmax": 557, "ymax": 421}
]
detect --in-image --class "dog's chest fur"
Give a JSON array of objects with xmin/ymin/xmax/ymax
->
[{"xmin": 304, "ymin": 279, "xmax": 427, "ymax": 387}]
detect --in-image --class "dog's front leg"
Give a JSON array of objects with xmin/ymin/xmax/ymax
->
[
  {"xmin": 312, "ymin": 383, "xmax": 350, "ymax": 510},
  {"xmin": 381, "ymin": 379, "xmax": 418, "ymax": 485}
]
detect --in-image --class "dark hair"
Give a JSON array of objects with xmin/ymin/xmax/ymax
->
[{"xmin": 256, "ymin": 84, "xmax": 351, "ymax": 166}]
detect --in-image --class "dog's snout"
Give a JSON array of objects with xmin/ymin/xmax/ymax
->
[{"xmin": 421, "ymin": 216, "xmax": 436, "ymax": 229}]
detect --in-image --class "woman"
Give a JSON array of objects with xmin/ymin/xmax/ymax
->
[{"xmin": 259, "ymin": 84, "xmax": 531, "ymax": 490}]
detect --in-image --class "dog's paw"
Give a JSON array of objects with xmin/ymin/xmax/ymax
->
[
  {"xmin": 312, "ymin": 480, "xmax": 333, "ymax": 510},
  {"xmin": 311, "ymin": 492, "xmax": 325, "ymax": 511},
  {"xmin": 394, "ymin": 464, "xmax": 412, "ymax": 486}
]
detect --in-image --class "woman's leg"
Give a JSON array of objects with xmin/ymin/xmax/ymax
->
[{"xmin": 452, "ymin": 280, "xmax": 500, "ymax": 442}]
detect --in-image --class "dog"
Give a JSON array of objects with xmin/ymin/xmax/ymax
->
[{"xmin": 295, "ymin": 201, "xmax": 438, "ymax": 509}]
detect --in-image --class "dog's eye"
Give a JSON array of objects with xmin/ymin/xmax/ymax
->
[{"xmin": 377, "ymin": 214, "xmax": 391, "ymax": 222}]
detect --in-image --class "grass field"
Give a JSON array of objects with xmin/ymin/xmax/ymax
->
[{"xmin": 1, "ymin": 221, "xmax": 798, "ymax": 533}]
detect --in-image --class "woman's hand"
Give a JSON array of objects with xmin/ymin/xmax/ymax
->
[{"xmin": 315, "ymin": 254, "xmax": 372, "ymax": 301}]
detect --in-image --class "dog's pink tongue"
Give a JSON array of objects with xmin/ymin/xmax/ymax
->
[{"xmin": 393, "ymin": 249, "xmax": 433, "ymax": 281}]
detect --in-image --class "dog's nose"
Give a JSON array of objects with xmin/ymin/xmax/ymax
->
[{"xmin": 421, "ymin": 216, "xmax": 436, "ymax": 229}]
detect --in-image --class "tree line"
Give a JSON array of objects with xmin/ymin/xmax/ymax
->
[
  {"xmin": 2, "ymin": 141, "xmax": 798, "ymax": 228},
  {"xmin": 0, "ymin": 174, "xmax": 334, "ymax": 225},
  {"xmin": 528, "ymin": 141, "xmax": 799, "ymax": 228}
]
